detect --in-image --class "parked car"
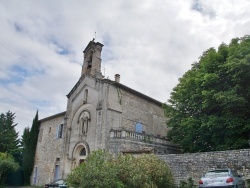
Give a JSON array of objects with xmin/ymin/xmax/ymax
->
[
  {"xmin": 198, "ymin": 169, "xmax": 245, "ymax": 188},
  {"xmin": 44, "ymin": 179, "xmax": 67, "ymax": 188}
]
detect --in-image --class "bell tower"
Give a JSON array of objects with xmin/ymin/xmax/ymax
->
[{"xmin": 81, "ymin": 39, "xmax": 104, "ymax": 78}]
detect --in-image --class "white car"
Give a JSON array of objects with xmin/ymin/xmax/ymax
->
[
  {"xmin": 198, "ymin": 169, "xmax": 246, "ymax": 188},
  {"xmin": 44, "ymin": 179, "xmax": 67, "ymax": 188}
]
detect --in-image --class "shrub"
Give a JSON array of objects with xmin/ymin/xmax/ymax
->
[
  {"xmin": 0, "ymin": 152, "xmax": 19, "ymax": 186},
  {"xmin": 179, "ymin": 177, "xmax": 195, "ymax": 188},
  {"xmin": 68, "ymin": 150, "xmax": 123, "ymax": 188},
  {"xmin": 67, "ymin": 150, "xmax": 175, "ymax": 188}
]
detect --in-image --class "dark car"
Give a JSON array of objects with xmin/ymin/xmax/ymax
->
[
  {"xmin": 198, "ymin": 169, "xmax": 245, "ymax": 188},
  {"xmin": 44, "ymin": 179, "xmax": 67, "ymax": 188}
]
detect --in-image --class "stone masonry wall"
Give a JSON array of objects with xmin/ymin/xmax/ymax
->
[
  {"xmin": 159, "ymin": 149, "xmax": 250, "ymax": 186},
  {"xmin": 32, "ymin": 113, "xmax": 65, "ymax": 186}
]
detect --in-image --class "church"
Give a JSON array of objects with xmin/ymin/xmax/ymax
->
[{"xmin": 32, "ymin": 40, "xmax": 180, "ymax": 185}]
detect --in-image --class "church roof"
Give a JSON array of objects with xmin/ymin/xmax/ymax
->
[
  {"xmin": 67, "ymin": 75, "xmax": 163, "ymax": 107},
  {"xmin": 39, "ymin": 111, "xmax": 66, "ymax": 122},
  {"xmin": 103, "ymin": 78, "xmax": 163, "ymax": 107}
]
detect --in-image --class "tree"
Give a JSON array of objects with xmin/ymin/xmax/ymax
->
[
  {"xmin": 67, "ymin": 150, "xmax": 175, "ymax": 188},
  {"xmin": 0, "ymin": 152, "xmax": 19, "ymax": 186},
  {"xmin": 22, "ymin": 111, "xmax": 39, "ymax": 185},
  {"xmin": 0, "ymin": 111, "xmax": 19, "ymax": 154},
  {"xmin": 164, "ymin": 35, "xmax": 250, "ymax": 152},
  {"xmin": 20, "ymin": 127, "xmax": 30, "ymax": 151}
]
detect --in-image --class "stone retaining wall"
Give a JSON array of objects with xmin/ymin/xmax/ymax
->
[{"xmin": 159, "ymin": 149, "xmax": 250, "ymax": 186}]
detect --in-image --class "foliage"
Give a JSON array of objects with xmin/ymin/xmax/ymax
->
[
  {"xmin": 67, "ymin": 150, "xmax": 175, "ymax": 188},
  {"xmin": 116, "ymin": 154, "xmax": 174, "ymax": 188},
  {"xmin": 0, "ymin": 152, "xmax": 19, "ymax": 186},
  {"xmin": 246, "ymin": 179, "xmax": 250, "ymax": 188},
  {"xmin": 68, "ymin": 150, "xmax": 123, "ymax": 188},
  {"xmin": 179, "ymin": 177, "xmax": 195, "ymax": 188},
  {"xmin": 164, "ymin": 35, "xmax": 250, "ymax": 152},
  {"xmin": 22, "ymin": 111, "xmax": 39, "ymax": 185},
  {"xmin": 21, "ymin": 127, "xmax": 30, "ymax": 149},
  {"xmin": 0, "ymin": 111, "xmax": 23, "ymax": 186},
  {"xmin": 0, "ymin": 111, "xmax": 20, "ymax": 154}
]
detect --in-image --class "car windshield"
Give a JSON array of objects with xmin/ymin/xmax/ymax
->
[{"xmin": 205, "ymin": 170, "xmax": 229, "ymax": 178}]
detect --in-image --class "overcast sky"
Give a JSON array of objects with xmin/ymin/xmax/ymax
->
[{"xmin": 0, "ymin": 0, "xmax": 250, "ymax": 137}]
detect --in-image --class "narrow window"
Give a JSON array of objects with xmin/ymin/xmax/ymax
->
[
  {"xmin": 49, "ymin": 127, "xmax": 51, "ymax": 133},
  {"xmin": 87, "ymin": 51, "xmax": 93, "ymax": 69},
  {"xmin": 54, "ymin": 165, "xmax": 60, "ymax": 181},
  {"xmin": 57, "ymin": 124, "xmax": 63, "ymax": 139},
  {"xmin": 83, "ymin": 89, "xmax": 88, "ymax": 103}
]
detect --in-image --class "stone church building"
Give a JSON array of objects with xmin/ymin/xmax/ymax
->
[{"xmin": 32, "ymin": 40, "xmax": 179, "ymax": 185}]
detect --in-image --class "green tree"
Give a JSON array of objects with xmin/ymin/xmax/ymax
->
[
  {"xmin": 22, "ymin": 111, "xmax": 39, "ymax": 185},
  {"xmin": 164, "ymin": 35, "xmax": 250, "ymax": 152},
  {"xmin": 0, "ymin": 111, "xmax": 19, "ymax": 154},
  {"xmin": 0, "ymin": 152, "xmax": 19, "ymax": 186},
  {"xmin": 20, "ymin": 127, "xmax": 30, "ymax": 149},
  {"xmin": 67, "ymin": 150, "xmax": 175, "ymax": 188}
]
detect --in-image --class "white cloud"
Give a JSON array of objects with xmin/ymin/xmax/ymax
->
[{"xmin": 0, "ymin": 0, "xmax": 250, "ymax": 137}]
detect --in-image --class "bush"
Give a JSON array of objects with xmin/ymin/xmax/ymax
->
[
  {"xmin": 0, "ymin": 152, "xmax": 19, "ymax": 186},
  {"xmin": 67, "ymin": 150, "xmax": 175, "ymax": 188},
  {"xmin": 179, "ymin": 177, "xmax": 195, "ymax": 188},
  {"xmin": 68, "ymin": 150, "xmax": 123, "ymax": 188},
  {"xmin": 116, "ymin": 154, "xmax": 175, "ymax": 188}
]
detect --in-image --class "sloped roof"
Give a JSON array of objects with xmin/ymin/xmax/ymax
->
[
  {"xmin": 67, "ymin": 75, "xmax": 163, "ymax": 107},
  {"xmin": 39, "ymin": 111, "xmax": 66, "ymax": 122}
]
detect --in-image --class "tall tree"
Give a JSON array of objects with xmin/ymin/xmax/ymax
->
[
  {"xmin": 0, "ymin": 111, "xmax": 19, "ymax": 154},
  {"xmin": 22, "ymin": 111, "xmax": 39, "ymax": 185},
  {"xmin": 21, "ymin": 127, "xmax": 30, "ymax": 151},
  {"xmin": 164, "ymin": 35, "xmax": 250, "ymax": 152}
]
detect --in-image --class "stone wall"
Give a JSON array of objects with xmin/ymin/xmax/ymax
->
[
  {"xmin": 159, "ymin": 149, "xmax": 250, "ymax": 186},
  {"xmin": 32, "ymin": 112, "xmax": 65, "ymax": 185}
]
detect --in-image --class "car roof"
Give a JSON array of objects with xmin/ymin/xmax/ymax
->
[{"xmin": 207, "ymin": 169, "xmax": 230, "ymax": 171}]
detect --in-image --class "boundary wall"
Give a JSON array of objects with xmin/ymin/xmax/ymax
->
[{"xmin": 159, "ymin": 149, "xmax": 250, "ymax": 186}]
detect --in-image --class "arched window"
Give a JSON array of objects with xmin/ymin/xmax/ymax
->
[
  {"xmin": 79, "ymin": 147, "xmax": 86, "ymax": 165},
  {"xmin": 135, "ymin": 122, "xmax": 143, "ymax": 133},
  {"xmin": 80, "ymin": 148, "xmax": 86, "ymax": 156},
  {"xmin": 72, "ymin": 143, "xmax": 89, "ymax": 169}
]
